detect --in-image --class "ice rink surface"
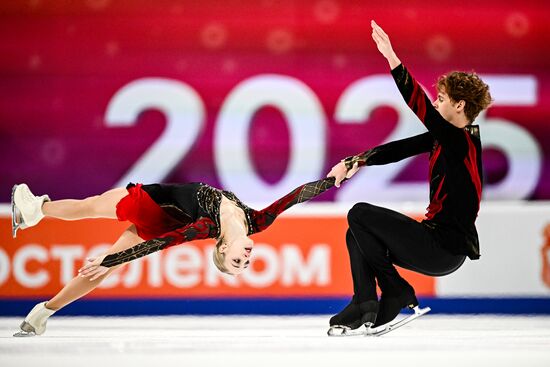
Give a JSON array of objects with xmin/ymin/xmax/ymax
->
[{"xmin": 1, "ymin": 315, "xmax": 550, "ymax": 367}]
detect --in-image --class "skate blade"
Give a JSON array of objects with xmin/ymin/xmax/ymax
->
[
  {"xmin": 11, "ymin": 185, "xmax": 27, "ymax": 238},
  {"xmin": 13, "ymin": 330, "xmax": 37, "ymax": 337},
  {"xmin": 327, "ymin": 324, "xmax": 370, "ymax": 337},
  {"xmin": 13, "ymin": 321, "xmax": 37, "ymax": 337},
  {"xmin": 366, "ymin": 305, "xmax": 431, "ymax": 337}
]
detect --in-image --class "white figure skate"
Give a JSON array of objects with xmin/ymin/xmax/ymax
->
[
  {"xmin": 11, "ymin": 184, "xmax": 50, "ymax": 238},
  {"xmin": 13, "ymin": 302, "xmax": 56, "ymax": 337}
]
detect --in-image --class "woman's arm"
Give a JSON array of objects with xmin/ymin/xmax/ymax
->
[
  {"xmin": 79, "ymin": 217, "xmax": 217, "ymax": 278},
  {"xmin": 100, "ymin": 217, "xmax": 217, "ymax": 267},
  {"xmin": 248, "ymin": 177, "xmax": 337, "ymax": 234}
]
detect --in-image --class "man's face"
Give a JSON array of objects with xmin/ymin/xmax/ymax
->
[{"xmin": 432, "ymin": 89, "xmax": 455, "ymax": 123}]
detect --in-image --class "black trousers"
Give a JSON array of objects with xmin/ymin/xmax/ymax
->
[{"xmin": 346, "ymin": 202, "xmax": 466, "ymax": 303}]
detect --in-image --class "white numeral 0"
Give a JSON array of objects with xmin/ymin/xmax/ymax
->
[{"xmin": 215, "ymin": 75, "xmax": 326, "ymax": 203}]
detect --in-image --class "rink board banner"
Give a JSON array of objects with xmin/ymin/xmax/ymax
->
[
  {"xmin": 436, "ymin": 203, "xmax": 550, "ymax": 298},
  {"xmin": 0, "ymin": 216, "xmax": 434, "ymax": 299},
  {"xmin": 1, "ymin": 1, "xmax": 550, "ymax": 205},
  {"xmin": 0, "ymin": 203, "xmax": 550, "ymax": 300},
  {"xmin": 1, "ymin": 202, "xmax": 550, "ymax": 316}
]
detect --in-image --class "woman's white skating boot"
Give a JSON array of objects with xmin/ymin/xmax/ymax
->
[
  {"xmin": 11, "ymin": 183, "xmax": 50, "ymax": 237},
  {"xmin": 13, "ymin": 302, "xmax": 56, "ymax": 337}
]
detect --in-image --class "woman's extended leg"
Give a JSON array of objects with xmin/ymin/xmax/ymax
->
[
  {"xmin": 15, "ymin": 225, "xmax": 143, "ymax": 336},
  {"xmin": 46, "ymin": 225, "xmax": 142, "ymax": 310},
  {"xmin": 42, "ymin": 188, "xmax": 129, "ymax": 221},
  {"xmin": 13, "ymin": 184, "xmax": 129, "ymax": 238}
]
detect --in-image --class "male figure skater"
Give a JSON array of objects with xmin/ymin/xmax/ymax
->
[{"xmin": 326, "ymin": 20, "xmax": 492, "ymax": 335}]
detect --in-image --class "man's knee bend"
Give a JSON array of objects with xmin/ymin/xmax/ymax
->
[
  {"xmin": 347, "ymin": 202, "xmax": 375, "ymax": 224},
  {"xmin": 347, "ymin": 203, "xmax": 364, "ymax": 222}
]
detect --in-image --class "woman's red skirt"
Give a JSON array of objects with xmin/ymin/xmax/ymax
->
[{"xmin": 115, "ymin": 184, "xmax": 181, "ymax": 240}]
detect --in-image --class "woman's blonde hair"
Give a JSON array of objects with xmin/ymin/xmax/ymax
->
[{"xmin": 212, "ymin": 238, "xmax": 232, "ymax": 275}]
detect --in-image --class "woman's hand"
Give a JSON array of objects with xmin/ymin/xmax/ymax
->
[
  {"xmin": 327, "ymin": 161, "xmax": 360, "ymax": 188},
  {"xmin": 371, "ymin": 20, "xmax": 401, "ymax": 69},
  {"xmin": 78, "ymin": 254, "xmax": 109, "ymax": 281}
]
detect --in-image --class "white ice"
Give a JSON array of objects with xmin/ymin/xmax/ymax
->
[{"xmin": 1, "ymin": 315, "xmax": 550, "ymax": 367}]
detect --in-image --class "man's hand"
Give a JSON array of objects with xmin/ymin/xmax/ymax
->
[
  {"xmin": 327, "ymin": 161, "xmax": 360, "ymax": 188},
  {"xmin": 78, "ymin": 254, "xmax": 109, "ymax": 281},
  {"xmin": 371, "ymin": 20, "xmax": 401, "ymax": 69}
]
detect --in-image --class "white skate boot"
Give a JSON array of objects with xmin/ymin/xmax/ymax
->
[
  {"xmin": 13, "ymin": 302, "xmax": 56, "ymax": 337},
  {"xmin": 11, "ymin": 184, "xmax": 50, "ymax": 238}
]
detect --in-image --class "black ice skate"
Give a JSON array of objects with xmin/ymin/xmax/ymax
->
[
  {"xmin": 327, "ymin": 299, "xmax": 378, "ymax": 336},
  {"xmin": 365, "ymin": 285, "xmax": 430, "ymax": 337}
]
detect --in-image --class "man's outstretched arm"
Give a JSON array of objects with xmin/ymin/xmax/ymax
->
[
  {"xmin": 371, "ymin": 20, "xmax": 468, "ymax": 158},
  {"xmin": 371, "ymin": 20, "xmax": 401, "ymax": 70}
]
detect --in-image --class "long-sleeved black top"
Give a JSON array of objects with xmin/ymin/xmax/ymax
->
[
  {"xmin": 343, "ymin": 64, "xmax": 482, "ymax": 260},
  {"xmin": 100, "ymin": 178, "xmax": 336, "ymax": 267}
]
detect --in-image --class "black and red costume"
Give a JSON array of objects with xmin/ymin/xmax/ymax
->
[
  {"xmin": 337, "ymin": 63, "xmax": 483, "ymax": 327},
  {"xmin": 101, "ymin": 178, "xmax": 335, "ymax": 268}
]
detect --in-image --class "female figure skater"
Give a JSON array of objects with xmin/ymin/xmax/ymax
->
[
  {"xmin": 11, "ymin": 175, "xmax": 351, "ymax": 336},
  {"xmin": 326, "ymin": 20, "xmax": 492, "ymax": 335}
]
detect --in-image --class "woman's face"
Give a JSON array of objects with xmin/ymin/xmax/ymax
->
[{"xmin": 220, "ymin": 236, "xmax": 254, "ymax": 275}]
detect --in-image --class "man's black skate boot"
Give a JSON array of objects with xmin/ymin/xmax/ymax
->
[
  {"xmin": 358, "ymin": 300, "xmax": 379, "ymax": 327},
  {"xmin": 329, "ymin": 297, "xmax": 362, "ymax": 329},
  {"xmin": 373, "ymin": 283, "xmax": 418, "ymax": 328},
  {"xmin": 330, "ymin": 298, "xmax": 379, "ymax": 330}
]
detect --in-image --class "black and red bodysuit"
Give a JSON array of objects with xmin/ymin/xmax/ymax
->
[{"xmin": 101, "ymin": 178, "xmax": 335, "ymax": 267}]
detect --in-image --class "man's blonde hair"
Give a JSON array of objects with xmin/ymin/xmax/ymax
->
[{"xmin": 212, "ymin": 238, "xmax": 232, "ymax": 275}]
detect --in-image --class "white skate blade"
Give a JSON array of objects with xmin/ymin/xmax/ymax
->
[{"xmin": 365, "ymin": 305, "xmax": 431, "ymax": 337}]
